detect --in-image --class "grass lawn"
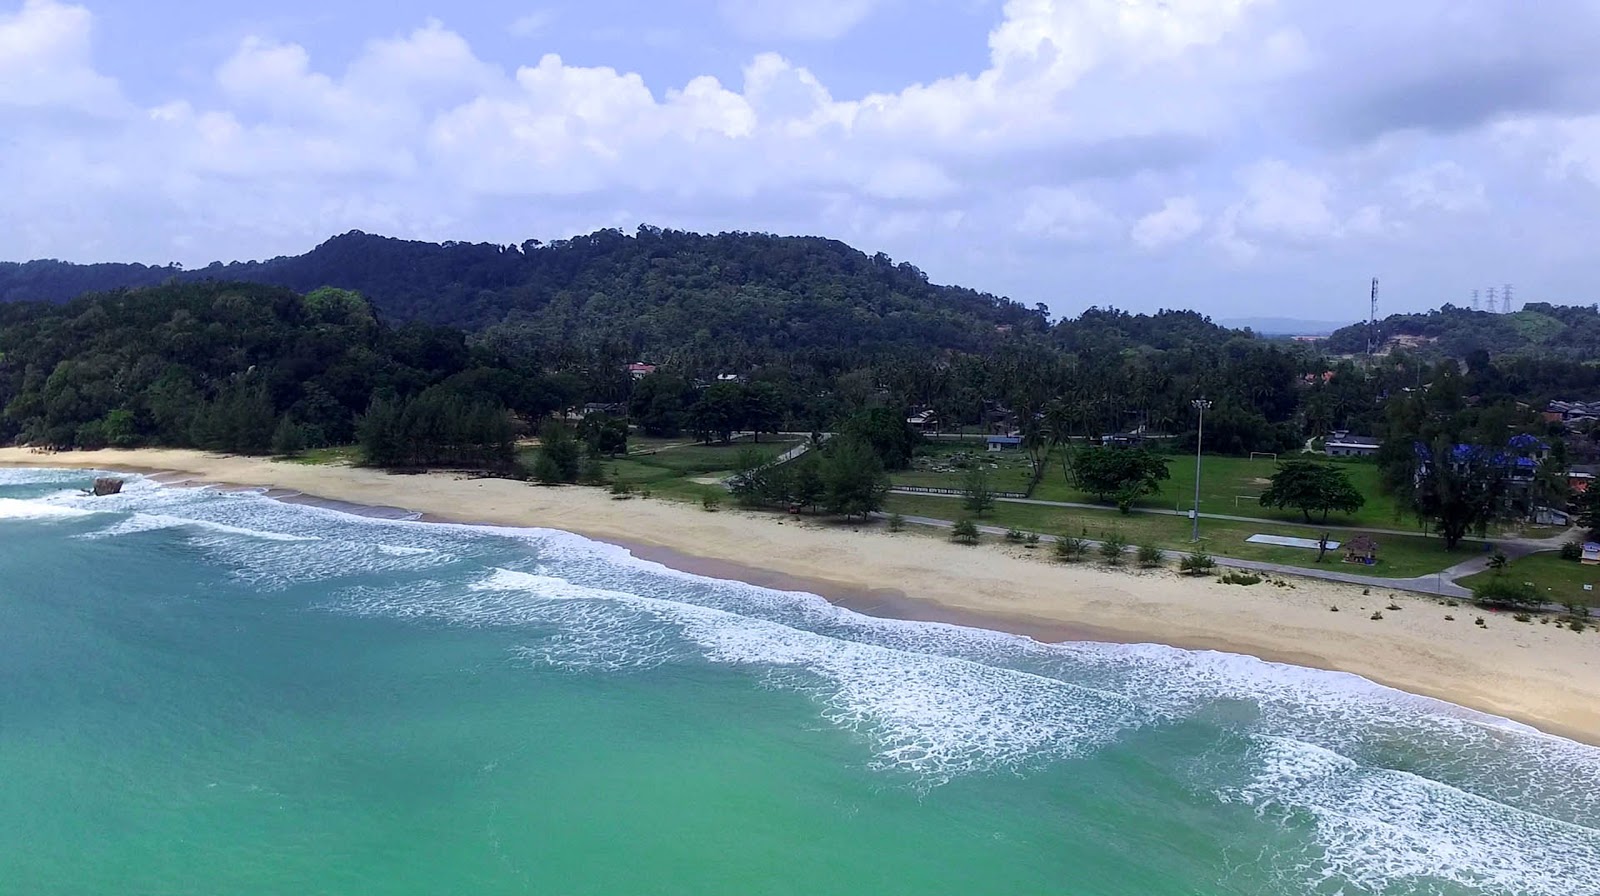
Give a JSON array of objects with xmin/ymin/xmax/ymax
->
[
  {"xmin": 530, "ymin": 438, "xmax": 801, "ymax": 503},
  {"xmin": 894, "ymin": 441, "xmax": 1037, "ymax": 494},
  {"xmin": 1457, "ymin": 552, "xmax": 1600, "ymax": 608},
  {"xmin": 884, "ymin": 492, "xmax": 1483, "ymax": 579},
  {"xmin": 284, "ymin": 445, "xmax": 361, "ymax": 465},
  {"xmin": 1029, "ymin": 451, "xmax": 1410, "ymax": 528}
]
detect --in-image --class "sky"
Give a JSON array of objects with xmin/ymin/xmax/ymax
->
[{"xmin": 5, "ymin": 0, "xmax": 1600, "ymax": 320}]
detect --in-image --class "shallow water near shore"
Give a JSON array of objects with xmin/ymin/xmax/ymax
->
[{"xmin": 2, "ymin": 468, "xmax": 1598, "ymax": 896}]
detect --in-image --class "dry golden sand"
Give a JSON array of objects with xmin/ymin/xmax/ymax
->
[{"xmin": 6, "ymin": 447, "xmax": 1600, "ymax": 744}]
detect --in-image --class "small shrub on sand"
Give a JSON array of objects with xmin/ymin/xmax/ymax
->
[
  {"xmin": 1099, "ymin": 532, "xmax": 1129, "ymax": 566},
  {"xmin": 1180, "ymin": 551, "xmax": 1216, "ymax": 576},
  {"xmin": 1054, "ymin": 535, "xmax": 1090, "ymax": 563},
  {"xmin": 950, "ymin": 518, "xmax": 980, "ymax": 545}
]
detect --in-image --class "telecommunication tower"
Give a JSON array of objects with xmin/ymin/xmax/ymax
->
[
  {"xmin": 1503, "ymin": 284, "xmax": 1514, "ymax": 314},
  {"xmin": 1487, "ymin": 287, "xmax": 1498, "ymax": 312},
  {"xmin": 1471, "ymin": 289, "xmax": 1480, "ymax": 311},
  {"xmin": 1366, "ymin": 278, "xmax": 1379, "ymax": 355}
]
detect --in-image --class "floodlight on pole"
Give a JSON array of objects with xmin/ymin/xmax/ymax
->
[{"xmin": 1191, "ymin": 398, "xmax": 1211, "ymax": 542}]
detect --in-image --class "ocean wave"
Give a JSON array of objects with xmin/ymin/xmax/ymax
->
[
  {"xmin": 81, "ymin": 512, "xmax": 321, "ymax": 543},
  {"xmin": 9, "ymin": 464, "xmax": 1600, "ymax": 893},
  {"xmin": 1229, "ymin": 735, "xmax": 1600, "ymax": 896},
  {"xmin": 0, "ymin": 496, "xmax": 97, "ymax": 521},
  {"xmin": 459, "ymin": 568, "xmax": 1146, "ymax": 782}
]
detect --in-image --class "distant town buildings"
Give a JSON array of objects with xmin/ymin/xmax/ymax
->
[
  {"xmin": 1324, "ymin": 431, "xmax": 1382, "ymax": 458},
  {"xmin": 1544, "ymin": 400, "xmax": 1600, "ymax": 427},
  {"xmin": 625, "ymin": 363, "xmax": 657, "ymax": 379}
]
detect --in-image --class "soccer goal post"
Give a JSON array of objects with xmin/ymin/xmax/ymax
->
[
  {"xmin": 1248, "ymin": 452, "xmax": 1278, "ymax": 462},
  {"xmin": 1235, "ymin": 495, "xmax": 1261, "ymax": 509}
]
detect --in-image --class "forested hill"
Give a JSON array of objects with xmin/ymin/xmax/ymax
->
[
  {"xmin": 1324, "ymin": 303, "xmax": 1600, "ymax": 359},
  {"xmin": 0, "ymin": 227, "xmax": 1048, "ymax": 356}
]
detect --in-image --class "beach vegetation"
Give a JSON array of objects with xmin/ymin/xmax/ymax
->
[
  {"xmin": 950, "ymin": 518, "xmax": 980, "ymax": 545},
  {"xmin": 1220, "ymin": 572, "xmax": 1263, "ymax": 586},
  {"xmin": 1024, "ymin": 532, "xmax": 1041, "ymax": 548},
  {"xmin": 1054, "ymin": 534, "xmax": 1089, "ymax": 562},
  {"xmin": 701, "ymin": 493, "xmax": 721, "ymax": 511},
  {"xmin": 1098, "ymin": 532, "xmax": 1129, "ymax": 565},
  {"xmin": 1179, "ymin": 551, "xmax": 1215, "ymax": 576},
  {"xmin": 887, "ymin": 513, "xmax": 905, "ymax": 532},
  {"xmin": 1136, "ymin": 543, "xmax": 1164, "ymax": 568},
  {"xmin": 357, "ymin": 388, "xmax": 517, "ymax": 471},
  {"xmin": 820, "ymin": 437, "xmax": 891, "ymax": 520},
  {"xmin": 270, "ymin": 417, "xmax": 307, "ymax": 457},
  {"xmin": 529, "ymin": 420, "xmax": 583, "ymax": 484}
]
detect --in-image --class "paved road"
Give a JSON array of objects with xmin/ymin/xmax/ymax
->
[
  {"xmin": 883, "ymin": 512, "xmax": 1588, "ymax": 604},
  {"xmin": 891, "ymin": 488, "xmax": 1449, "ymax": 540}
]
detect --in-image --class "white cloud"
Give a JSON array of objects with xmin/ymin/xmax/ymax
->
[
  {"xmin": 1016, "ymin": 188, "xmax": 1108, "ymax": 241},
  {"xmin": 1214, "ymin": 160, "xmax": 1339, "ymax": 260},
  {"xmin": 7, "ymin": 0, "xmax": 1600, "ymax": 314},
  {"xmin": 1132, "ymin": 197, "xmax": 1204, "ymax": 249},
  {"xmin": 0, "ymin": 0, "xmax": 121, "ymax": 113},
  {"xmin": 509, "ymin": 11, "xmax": 553, "ymax": 38},
  {"xmin": 719, "ymin": 0, "xmax": 883, "ymax": 41},
  {"xmin": 1394, "ymin": 161, "xmax": 1486, "ymax": 212}
]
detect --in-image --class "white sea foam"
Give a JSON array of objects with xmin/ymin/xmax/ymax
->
[
  {"xmin": 0, "ymin": 497, "xmax": 95, "ymax": 520},
  {"xmin": 10, "ymin": 465, "xmax": 1600, "ymax": 892},
  {"xmin": 456, "ymin": 568, "xmax": 1146, "ymax": 781},
  {"xmin": 82, "ymin": 512, "xmax": 319, "ymax": 542},
  {"xmin": 1229, "ymin": 735, "xmax": 1600, "ymax": 895}
]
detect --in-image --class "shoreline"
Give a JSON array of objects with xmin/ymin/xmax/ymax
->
[{"xmin": 5, "ymin": 447, "xmax": 1599, "ymax": 746}]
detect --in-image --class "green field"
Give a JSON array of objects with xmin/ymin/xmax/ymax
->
[
  {"xmin": 885, "ymin": 492, "xmax": 1482, "ymax": 579},
  {"xmin": 561, "ymin": 439, "xmax": 802, "ymax": 502},
  {"xmin": 1457, "ymin": 552, "xmax": 1600, "ymax": 608},
  {"xmin": 1033, "ymin": 451, "xmax": 1407, "ymax": 525},
  {"xmin": 284, "ymin": 445, "xmax": 362, "ymax": 465}
]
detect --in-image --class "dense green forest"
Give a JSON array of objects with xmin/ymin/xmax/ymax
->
[
  {"xmin": 0, "ymin": 283, "xmax": 571, "ymax": 463},
  {"xmin": 1, "ymin": 228, "xmax": 1048, "ymax": 367},
  {"xmin": 1325, "ymin": 302, "xmax": 1600, "ymax": 360}
]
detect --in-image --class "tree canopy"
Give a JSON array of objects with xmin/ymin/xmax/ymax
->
[
  {"xmin": 1067, "ymin": 446, "xmax": 1171, "ymax": 513},
  {"xmin": 1259, "ymin": 460, "xmax": 1366, "ymax": 523}
]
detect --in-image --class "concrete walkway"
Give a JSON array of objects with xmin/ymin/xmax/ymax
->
[
  {"xmin": 890, "ymin": 488, "xmax": 1447, "ymax": 540},
  {"xmin": 883, "ymin": 512, "xmax": 1588, "ymax": 603}
]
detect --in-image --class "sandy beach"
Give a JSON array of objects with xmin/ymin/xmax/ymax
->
[{"xmin": 6, "ymin": 446, "xmax": 1599, "ymax": 745}]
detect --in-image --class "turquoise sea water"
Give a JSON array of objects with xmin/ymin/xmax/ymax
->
[{"xmin": 1, "ymin": 469, "xmax": 1598, "ymax": 895}]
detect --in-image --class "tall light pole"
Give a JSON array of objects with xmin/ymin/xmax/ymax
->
[{"xmin": 1191, "ymin": 398, "xmax": 1211, "ymax": 542}]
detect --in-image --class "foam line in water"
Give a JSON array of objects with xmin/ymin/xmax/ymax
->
[
  {"xmin": 458, "ymin": 568, "xmax": 1147, "ymax": 781},
  {"xmin": 0, "ymin": 497, "xmax": 96, "ymax": 520},
  {"xmin": 1230, "ymin": 735, "xmax": 1600, "ymax": 896}
]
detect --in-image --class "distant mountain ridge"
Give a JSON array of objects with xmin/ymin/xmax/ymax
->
[
  {"xmin": 1218, "ymin": 317, "xmax": 1348, "ymax": 336},
  {"xmin": 1323, "ymin": 303, "xmax": 1600, "ymax": 359},
  {"xmin": 0, "ymin": 228, "xmax": 1048, "ymax": 357}
]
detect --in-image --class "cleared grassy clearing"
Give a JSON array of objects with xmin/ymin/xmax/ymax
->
[
  {"xmin": 566, "ymin": 439, "xmax": 802, "ymax": 502},
  {"xmin": 896, "ymin": 441, "xmax": 1037, "ymax": 494}
]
